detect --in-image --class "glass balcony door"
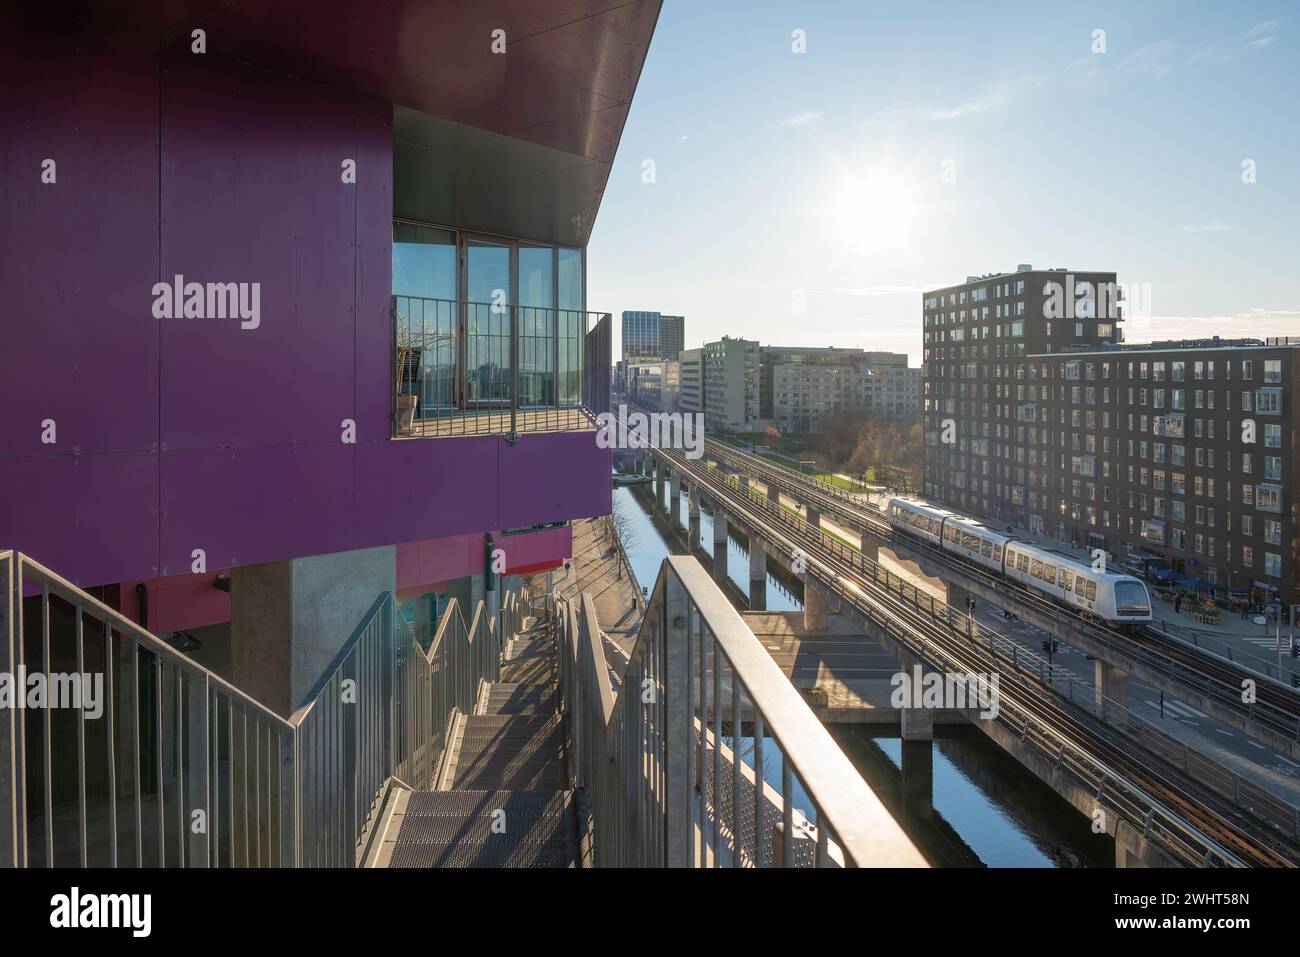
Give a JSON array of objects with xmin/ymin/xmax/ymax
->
[{"xmin": 461, "ymin": 235, "xmax": 513, "ymax": 408}]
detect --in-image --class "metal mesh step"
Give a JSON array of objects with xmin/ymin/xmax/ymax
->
[
  {"xmin": 389, "ymin": 790, "xmax": 577, "ymax": 868},
  {"xmin": 480, "ymin": 683, "xmax": 556, "ymax": 716}
]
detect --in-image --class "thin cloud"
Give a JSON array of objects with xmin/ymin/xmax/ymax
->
[
  {"xmin": 838, "ymin": 285, "xmax": 947, "ymax": 296},
  {"xmin": 1181, "ymin": 223, "xmax": 1233, "ymax": 233},
  {"xmin": 779, "ymin": 111, "xmax": 823, "ymax": 127},
  {"xmin": 1245, "ymin": 19, "xmax": 1279, "ymax": 48}
]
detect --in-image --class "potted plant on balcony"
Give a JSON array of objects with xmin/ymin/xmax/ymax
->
[{"xmin": 394, "ymin": 324, "xmax": 421, "ymax": 435}]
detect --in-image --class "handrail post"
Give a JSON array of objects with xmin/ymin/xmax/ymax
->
[{"xmin": 663, "ymin": 570, "xmax": 693, "ymax": 867}]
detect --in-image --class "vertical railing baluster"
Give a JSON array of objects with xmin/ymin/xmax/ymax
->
[
  {"xmin": 104, "ymin": 620, "xmax": 117, "ymax": 868},
  {"xmin": 782, "ymin": 760, "xmax": 794, "ymax": 868},
  {"xmin": 753, "ymin": 710, "xmax": 764, "ymax": 868},
  {"xmin": 75, "ymin": 605, "xmax": 87, "ymax": 866},
  {"xmin": 711, "ymin": 630, "xmax": 721, "ymax": 867},
  {"xmin": 41, "ymin": 587, "xmax": 53, "ymax": 866}
]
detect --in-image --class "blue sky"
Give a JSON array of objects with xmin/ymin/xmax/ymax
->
[{"xmin": 587, "ymin": 0, "xmax": 1299, "ymax": 364}]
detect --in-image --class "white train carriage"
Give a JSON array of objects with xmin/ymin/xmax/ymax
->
[
  {"xmin": 885, "ymin": 497, "xmax": 952, "ymax": 547},
  {"xmin": 1001, "ymin": 541, "xmax": 1152, "ymax": 626},
  {"xmin": 939, "ymin": 514, "xmax": 1012, "ymax": 575}
]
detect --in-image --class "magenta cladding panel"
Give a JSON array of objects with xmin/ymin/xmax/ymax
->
[{"xmin": 0, "ymin": 33, "xmax": 610, "ymax": 589}]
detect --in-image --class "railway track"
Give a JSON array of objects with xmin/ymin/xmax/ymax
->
[
  {"xmin": 702, "ymin": 437, "xmax": 1300, "ymax": 736},
  {"xmin": 662, "ymin": 446, "xmax": 1299, "ymax": 868}
]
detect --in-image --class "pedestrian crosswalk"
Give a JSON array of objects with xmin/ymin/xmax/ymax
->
[{"xmin": 1145, "ymin": 697, "xmax": 1206, "ymax": 721}]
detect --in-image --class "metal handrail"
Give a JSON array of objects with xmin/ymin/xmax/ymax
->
[
  {"xmin": 391, "ymin": 295, "xmax": 611, "ymax": 437},
  {"xmin": 555, "ymin": 554, "xmax": 926, "ymax": 868},
  {"xmin": 0, "ymin": 548, "xmax": 523, "ymax": 868}
]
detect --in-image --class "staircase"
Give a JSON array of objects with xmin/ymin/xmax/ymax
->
[{"xmin": 365, "ymin": 619, "xmax": 581, "ymax": 868}]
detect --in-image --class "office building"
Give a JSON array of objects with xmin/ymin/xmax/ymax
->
[
  {"xmin": 703, "ymin": 337, "xmax": 761, "ymax": 431},
  {"xmin": 621, "ymin": 311, "xmax": 685, "ymax": 363}
]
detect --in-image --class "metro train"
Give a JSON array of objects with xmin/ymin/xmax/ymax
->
[{"xmin": 884, "ymin": 497, "xmax": 1153, "ymax": 629}]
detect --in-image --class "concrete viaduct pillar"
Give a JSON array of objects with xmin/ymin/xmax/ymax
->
[
  {"xmin": 712, "ymin": 507, "xmax": 729, "ymax": 581},
  {"xmin": 804, "ymin": 504, "xmax": 821, "ymax": 532},
  {"xmin": 748, "ymin": 534, "xmax": 767, "ymax": 611},
  {"xmin": 1095, "ymin": 660, "xmax": 1132, "ymax": 727},
  {"xmin": 859, "ymin": 532, "xmax": 879, "ymax": 565},
  {"xmin": 669, "ymin": 471, "xmax": 681, "ymax": 523},
  {"xmin": 687, "ymin": 482, "xmax": 701, "ymax": 545},
  {"xmin": 801, "ymin": 573, "xmax": 836, "ymax": 633},
  {"xmin": 653, "ymin": 458, "xmax": 664, "ymax": 504}
]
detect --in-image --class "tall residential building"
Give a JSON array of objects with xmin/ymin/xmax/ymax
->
[
  {"xmin": 760, "ymin": 346, "xmax": 919, "ymax": 432},
  {"xmin": 922, "ymin": 265, "xmax": 1121, "ymax": 525},
  {"xmin": 703, "ymin": 337, "xmax": 761, "ymax": 431},
  {"xmin": 1028, "ymin": 339, "xmax": 1299, "ymax": 607},
  {"xmin": 1, "ymin": 4, "xmax": 658, "ymax": 718},
  {"xmin": 621, "ymin": 310, "xmax": 686, "ymax": 362},
  {"xmin": 680, "ymin": 347, "xmax": 704, "ymax": 414},
  {"xmin": 922, "ymin": 266, "xmax": 1298, "ymax": 607}
]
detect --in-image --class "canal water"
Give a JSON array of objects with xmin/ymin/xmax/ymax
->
[{"xmin": 614, "ymin": 482, "xmax": 1112, "ymax": 867}]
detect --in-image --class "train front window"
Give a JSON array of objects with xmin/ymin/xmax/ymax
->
[{"xmin": 1115, "ymin": 582, "xmax": 1150, "ymax": 615}]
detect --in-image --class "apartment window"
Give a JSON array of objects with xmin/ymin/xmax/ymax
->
[
  {"xmin": 1242, "ymin": 360, "xmax": 1253, "ymax": 380},
  {"xmin": 1266, "ymin": 553, "xmax": 1282, "ymax": 577},
  {"xmin": 1264, "ymin": 359, "xmax": 1282, "ymax": 384},
  {"xmin": 1265, "ymin": 519, "xmax": 1282, "ymax": 546},
  {"xmin": 1256, "ymin": 388, "xmax": 1283, "ymax": 414},
  {"xmin": 1265, "ymin": 424, "xmax": 1281, "ymax": 448},
  {"xmin": 1243, "ymin": 545, "xmax": 1254, "ymax": 567},
  {"xmin": 1256, "ymin": 484, "xmax": 1283, "ymax": 513}
]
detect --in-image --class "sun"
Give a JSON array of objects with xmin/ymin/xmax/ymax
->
[{"xmin": 830, "ymin": 173, "xmax": 919, "ymax": 253}]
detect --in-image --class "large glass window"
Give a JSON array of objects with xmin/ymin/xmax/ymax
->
[
  {"xmin": 519, "ymin": 244, "xmax": 555, "ymax": 407},
  {"xmin": 392, "ymin": 221, "xmax": 587, "ymax": 421},
  {"xmin": 558, "ymin": 248, "xmax": 585, "ymax": 406},
  {"xmin": 393, "ymin": 224, "xmax": 457, "ymax": 412}
]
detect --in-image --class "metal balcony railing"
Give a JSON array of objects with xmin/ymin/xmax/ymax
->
[
  {"xmin": 392, "ymin": 296, "xmax": 611, "ymax": 439},
  {"xmin": 553, "ymin": 555, "xmax": 927, "ymax": 867},
  {"xmin": 0, "ymin": 549, "xmax": 521, "ymax": 867}
]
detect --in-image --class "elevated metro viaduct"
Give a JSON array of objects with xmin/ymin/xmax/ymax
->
[
  {"xmin": 645, "ymin": 446, "xmax": 1300, "ymax": 868},
  {"xmin": 696, "ymin": 442, "xmax": 1300, "ymax": 761}
]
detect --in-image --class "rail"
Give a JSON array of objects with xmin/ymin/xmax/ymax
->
[
  {"xmin": 555, "ymin": 555, "xmax": 927, "ymax": 867},
  {"xmin": 705, "ymin": 437, "xmax": 1300, "ymax": 737},
  {"xmin": 392, "ymin": 295, "xmax": 610, "ymax": 438},
  {"xmin": 0, "ymin": 549, "xmax": 521, "ymax": 867}
]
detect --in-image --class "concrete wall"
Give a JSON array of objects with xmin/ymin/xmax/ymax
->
[{"xmin": 231, "ymin": 545, "xmax": 396, "ymax": 716}]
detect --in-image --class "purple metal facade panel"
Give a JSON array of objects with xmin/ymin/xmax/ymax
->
[
  {"xmin": 159, "ymin": 51, "xmax": 370, "ymax": 450},
  {"xmin": 1, "ymin": 33, "xmax": 610, "ymax": 589},
  {"xmin": 0, "ymin": 27, "xmax": 160, "ymax": 460},
  {"xmin": 497, "ymin": 433, "xmax": 613, "ymax": 529}
]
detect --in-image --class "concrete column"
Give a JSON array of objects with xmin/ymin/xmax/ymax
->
[
  {"xmin": 900, "ymin": 703, "xmax": 934, "ymax": 741},
  {"xmin": 712, "ymin": 508, "xmax": 729, "ymax": 581},
  {"xmin": 1095, "ymin": 659, "xmax": 1131, "ymax": 725},
  {"xmin": 687, "ymin": 483, "xmax": 701, "ymax": 548},
  {"xmin": 748, "ymin": 535, "xmax": 767, "ymax": 612},
  {"xmin": 900, "ymin": 739, "xmax": 934, "ymax": 822},
  {"xmin": 859, "ymin": 531, "xmax": 879, "ymax": 564},
  {"xmin": 231, "ymin": 544, "xmax": 396, "ymax": 717},
  {"xmin": 805, "ymin": 505, "xmax": 820, "ymax": 531},
  {"xmin": 802, "ymin": 574, "xmax": 833, "ymax": 632},
  {"xmin": 654, "ymin": 459, "xmax": 664, "ymax": 505},
  {"xmin": 670, "ymin": 471, "xmax": 681, "ymax": 523}
]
